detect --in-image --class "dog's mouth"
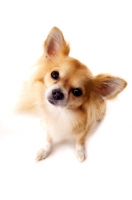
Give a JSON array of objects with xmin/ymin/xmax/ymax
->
[
  {"xmin": 48, "ymin": 99, "xmax": 55, "ymax": 105},
  {"xmin": 47, "ymin": 98, "xmax": 67, "ymax": 107}
]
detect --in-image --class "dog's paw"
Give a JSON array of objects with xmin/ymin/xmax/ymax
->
[
  {"xmin": 76, "ymin": 145, "xmax": 86, "ymax": 162},
  {"xmin": 36, "ymin": 148, "xmax": 50, "ymax": 161},
  {"xmin": 76, "ymin": 152, "xmax": 85, "ymax": 162},
  {"xmin": 36, "ymin": 142, "xmax": 52, "ymax": 161}
]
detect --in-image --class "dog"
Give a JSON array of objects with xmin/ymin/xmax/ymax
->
[{"xmin": 16, "ymin": 27, "xmax": 127, "ymax": 162}]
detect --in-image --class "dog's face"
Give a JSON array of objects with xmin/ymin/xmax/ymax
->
[
  {"xmin": 36, "ymin": 27, "xmax": 127, "ymax": 110},
  {"xmin": 44, "ymin": 58, "xmax": 93, "ymax": 109}
]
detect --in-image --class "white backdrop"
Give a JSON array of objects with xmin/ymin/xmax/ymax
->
[{"xmin": 0, "ymin": 1, "xmax": 132, "ymax": 200}]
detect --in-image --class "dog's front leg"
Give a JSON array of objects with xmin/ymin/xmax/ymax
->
[
  {"xmin": 36, "ymin": 133, "xmax": 52, "ymax": 161},
  {"xmin": 76, "ymin": 126, "xmax": 91, "ymax": 162},
  {"xmin": 76, "ymin": 143, "xmax": 86, "ymax": 162}
]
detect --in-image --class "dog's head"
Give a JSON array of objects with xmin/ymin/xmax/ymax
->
[{"xmin": 37, "ymin": 27, "xmax": 127, "ymax": 109}]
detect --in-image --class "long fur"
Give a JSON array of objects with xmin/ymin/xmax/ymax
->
[{"xmin": 16, "ymin": 27, "xmax": 127, "ymax": 162}]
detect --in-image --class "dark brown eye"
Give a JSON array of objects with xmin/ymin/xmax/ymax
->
[
  {"xmin": 51, "ymin": 71, "xmax": 59, "ymax": 80},
  {"xmin": 72, "ymin": 88, "xmax": 82, "ymax": 97}
]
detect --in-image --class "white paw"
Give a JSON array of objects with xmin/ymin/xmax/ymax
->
[
  {"xmin": 76, "ymin": 150, "xmax": 85, "ymax": 162},
  {"xmin": 36, "ymin": 148, "xmax": 50, "ymax": 161},
  {"xmin": 76, "ymin": 145, "xmax": 86, "ymax": 162},
  {"xmin": 36, "ymin": 142, "xmax": 52, "ymax": 161}
]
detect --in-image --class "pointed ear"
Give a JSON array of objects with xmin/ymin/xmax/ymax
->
[
  {"xmin": 44, "ymin": 27, "xmax": 70, "ymax": 59},
  {"xmin": 92, "ymin": 74, "xmax": 127, "ymax": 99}
]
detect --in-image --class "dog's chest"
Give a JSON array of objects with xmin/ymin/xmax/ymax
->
[{"xmin": 44, "ymin": 106, "xmax": 82, "ymax": 141}]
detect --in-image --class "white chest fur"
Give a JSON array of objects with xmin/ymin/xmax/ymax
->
[{"xmin": 43, "ymin": 102, "xmax": 81, "ymax": 142}]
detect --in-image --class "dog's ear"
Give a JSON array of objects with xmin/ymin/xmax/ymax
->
[
  {"xmin": 92, "ymin": 74, "xmax": 127, "ymax": 100},
  {"xmin": 44, "ymin": 27, "xmax": 70, "ymax": 59}
]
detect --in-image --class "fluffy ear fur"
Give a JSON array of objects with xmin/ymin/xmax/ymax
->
[
  {"xmin": 44, "ymin": 27, "xmax": 70, "ymax": 58},
  {"xmin": 92, "ymin": 74, "xmax": 127, "ymax": 100}
]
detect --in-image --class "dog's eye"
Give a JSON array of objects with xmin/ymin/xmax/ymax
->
[
  {"xmin": 51, "ymin": 71, "xmax": 59, "ymax": 80},
  {"xmin": 72, "ymin": 88, "xmax": 82, "ymax": 97}
]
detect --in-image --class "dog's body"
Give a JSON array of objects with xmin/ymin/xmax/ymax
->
[{"xmin": 17, "ymin": 27, "xmax": 127, "ymax": 162}]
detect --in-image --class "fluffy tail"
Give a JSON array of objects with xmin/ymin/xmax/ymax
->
[{"xmin": 15, "ymin": 80, "xmax": 43, "ymax": 115}]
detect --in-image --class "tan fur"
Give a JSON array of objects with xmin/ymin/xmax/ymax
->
[{"xmin": 16, "ymin": 27, "xmax": 127, "ymax": 162}]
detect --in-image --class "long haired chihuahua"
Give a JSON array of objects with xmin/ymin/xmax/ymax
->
[{"xmin": 17, "ymin": 27, "xmax": 127, "ymax": 162}]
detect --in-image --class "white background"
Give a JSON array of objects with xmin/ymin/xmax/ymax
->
[{"xmin": 0, "ymin": 0, "xmax": 132, "ymax": 199}]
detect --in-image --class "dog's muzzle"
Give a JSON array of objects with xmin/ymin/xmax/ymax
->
[
  {"xmin": 48, "ymin": 89, "xmax": 65, "ymax": 106},
  {"xmin": 52, "ymin": 89, "xmax": 64, "ymax": 100}
]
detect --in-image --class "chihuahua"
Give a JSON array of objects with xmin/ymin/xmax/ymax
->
[{"xmin": 17, "ymin": 27, "xmax": 127, "ymax": 162}]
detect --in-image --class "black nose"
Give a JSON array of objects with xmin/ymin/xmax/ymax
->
[{"xmin": 52, "ymin": 89, "xmax": 64, "ymax": 100}]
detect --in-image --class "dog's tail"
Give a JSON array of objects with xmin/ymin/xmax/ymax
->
[{"xmin": 15, "ymin": 80, "xmax": 43, "ymax": 116}]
